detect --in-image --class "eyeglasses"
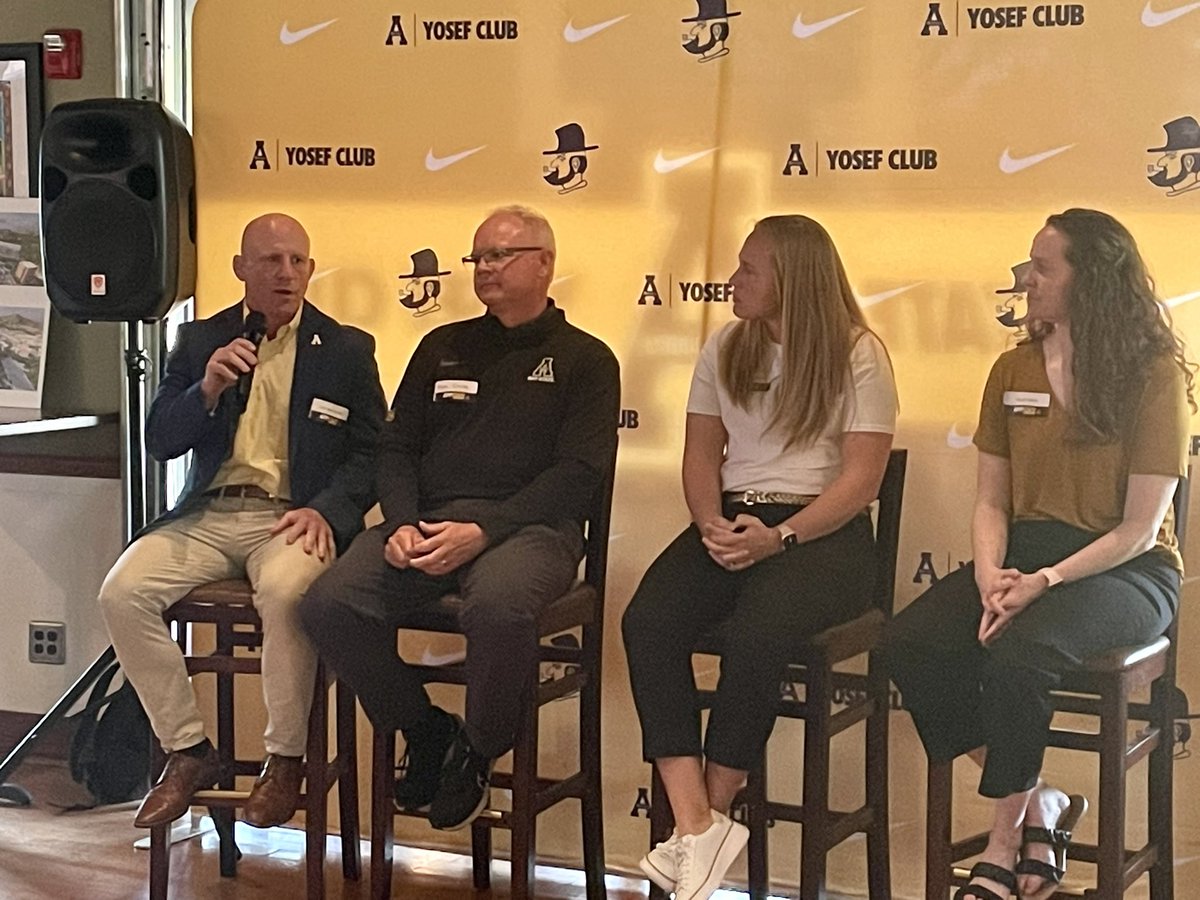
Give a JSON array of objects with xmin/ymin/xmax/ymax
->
[{"xmin": 462, "ymin": 246, "xmax": 544, "ymax": 268}]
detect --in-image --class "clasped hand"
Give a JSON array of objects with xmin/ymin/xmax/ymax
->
[
  {"xmin": 701, "ymin": 513, "xmax": 782, "ymax": 571},
  {"xmin": 976, "ymin": 567, "xmax": 1048, "ymax": 645},
  {"xmin": 385, "ymin": 520, "xmax": 487, "ymax": 574}
]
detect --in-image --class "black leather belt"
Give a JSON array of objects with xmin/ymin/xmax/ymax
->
[{"xmin": 205, "ymin": 484, "xmax": 275, "ymax": 501}]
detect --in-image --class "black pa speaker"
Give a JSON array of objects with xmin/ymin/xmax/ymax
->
[{"xmin": 40, "ymin": 99, "xmax": 196, "ymax": 323}]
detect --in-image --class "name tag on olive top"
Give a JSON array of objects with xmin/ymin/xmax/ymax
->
[
  {"xmin": 309, "ymin": 397, "xmax": 350, "ymax": 426},
  {"xmin": 1002, "ymin": 390, "xmax": 1051, "ymax": 417},
  {"xmin": 433, "ymin": 379, "xmax": 480, "ymax": 402}
]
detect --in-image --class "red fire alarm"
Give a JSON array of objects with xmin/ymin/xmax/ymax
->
[{"xmin": 43, "ymin": 29, "xmax": 83, "ymax": 79}]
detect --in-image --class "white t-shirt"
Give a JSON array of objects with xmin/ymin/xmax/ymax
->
[{"xmin": 686, "ymin": 323, "xmax": 898, "ymax": 495}]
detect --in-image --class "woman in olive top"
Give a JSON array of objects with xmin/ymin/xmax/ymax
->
[{"xmin": 883, "ymin": 208, "xmax": 1194, "ymax": 900}]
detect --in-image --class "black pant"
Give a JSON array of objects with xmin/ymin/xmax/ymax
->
[
  {"xmin": 622, "ymin": 504, "xmax": 875, "ymax": 771},
  {"xmin": 880, "ymin": 520, "xmax": 1178, "ymax": 798},
  {"xmin": 298, "ymin": 520, "xmax": 581, "ymax": 758}
]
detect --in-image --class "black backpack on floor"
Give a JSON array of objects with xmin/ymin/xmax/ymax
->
[{"xmin": 68, "ymin": 659, "xmax": 152, "ymax": 806}]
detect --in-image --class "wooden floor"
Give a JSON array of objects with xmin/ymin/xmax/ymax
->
[{"xmin": 0, "ymin": 759, "xmax": 668, "ymax": 900}]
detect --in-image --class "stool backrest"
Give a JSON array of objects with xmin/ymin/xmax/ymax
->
[
  {"xmin": 580, "ymin": 438, "xmax": 618, "ymax": 603},
  {"xmin": 872, "ymin": 448, "xmax": 908, "ymax": 619},
  {"xmin": 1166, "ymin": 473, "xmax": 1189, "ymax": 657}
]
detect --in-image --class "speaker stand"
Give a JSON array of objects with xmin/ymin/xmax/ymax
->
[{"xmin": 0, "ymin": 320, "xmax": 164, "ymax": 807}]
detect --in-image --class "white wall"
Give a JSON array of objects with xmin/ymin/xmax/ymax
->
[{"xmin": 0, "ymin": 473, "xmax": 122, "ymax": 713}]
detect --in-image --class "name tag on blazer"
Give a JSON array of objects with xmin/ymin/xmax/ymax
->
[
  {"xmin": 1002, "ymin": 390, "xmax": 1050, "ymax": 417},
  {"xmin": 434, "ymin": 379, "xmax": 479, "ymax": 402},
  {"xmin": 310, "ymin": 397, "xmax": 350, "ymax": 426}
]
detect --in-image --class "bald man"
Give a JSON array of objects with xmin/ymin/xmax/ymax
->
[{"xmin": 98, "ymin": 214, "xmax": 385, "ymax": 829}]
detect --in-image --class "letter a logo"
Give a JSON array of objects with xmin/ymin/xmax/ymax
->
[
  {"xmin": 782, "ymin": 143, "xmax": 809, "ymax": 176},
  {"xmin": 629, "ymin": 787, "xmax": 652, "ymax": 819},
  {"xmin": 912, "ymin": 551, "xmax": 940, "ymax": 584},
  {"xmin": 921, "ymin": 2, "xmax": 949, "ymax": 36},
  {"xmin": 637, "ymin": 274, "xmax": 663, "ymax": 306},
  {"xmin": 528, "ymin": 357, "xmax": 556, "ymax": 383},
  {"xmin": 386, "ymin": 15, "xmax": 409, "ymax": 45},
  {"xmin": 249, "ymin": 140, "xmax": 271, "ymax": 171}
]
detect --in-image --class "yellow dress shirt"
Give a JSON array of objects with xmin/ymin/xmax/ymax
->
[{"xmin": 209, "ymin": 303, "xmax": 302, "ymax": 500}]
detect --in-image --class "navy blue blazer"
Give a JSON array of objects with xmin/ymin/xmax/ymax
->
[{"xmin": 144, "ymin": 300, "xmax": 386, "ymax": 553}]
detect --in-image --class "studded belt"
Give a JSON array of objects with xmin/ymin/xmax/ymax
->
[{"xmin": 722, "ymin": 490, "xmax": 817, "ymax": 506}]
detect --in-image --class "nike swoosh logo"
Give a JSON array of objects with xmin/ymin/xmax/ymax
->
[
  {"xmin": 1165, "ymin": 290, "xmax": 1200, "ymax": 308},
  {"xmin": 425, "ymin": 145, "xmax": 486, "ymax": 172},
  {"xmin": 280, "ymin": 19, "xmax": 338, "ymax": 45},
  {"xmin": 998, "ymin": 144, "xmax": 1075, "ymax": 174},
  {"xmin": 858, "ymin": 283, "xmax": 922, "ymax": 307},
  {"xmin": 1141, "ymin": 1, "xmax": 1200, "ymax": 27},
  {"xmin": 564, "ymin": 15, "xmax": 629, "ymax": 43},
  {"xmin": 653, "ymin": 148, "xmax": 718, "ymax": 174},
  {"xmin": 793, "ymin": 8, "xmax": 863, "ymax": 38},
  {"xmin": 947, "ymin": 424, "xmax": 974, "ymax": 450}
]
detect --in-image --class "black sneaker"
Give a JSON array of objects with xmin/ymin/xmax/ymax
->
[
  {"xmin": 427, "ymin": 730, "xmax": 493, "ymax": 830},
  {"xmin": 393, "ymin": 708, "xmax": 459, "ymax": 811}
]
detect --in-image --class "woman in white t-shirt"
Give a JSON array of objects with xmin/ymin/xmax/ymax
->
[{"xmin": 622, "ymin": 215, "xmax": 898, "ymax": 900}]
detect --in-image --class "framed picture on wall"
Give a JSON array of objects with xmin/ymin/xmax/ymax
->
[
  {"xmin": 0, "ymin": 197, "xmax": 50, "ymax": 407},
  {"xmin": 0, "ymin": 43, "xmax": 44, "ymax": 198}
]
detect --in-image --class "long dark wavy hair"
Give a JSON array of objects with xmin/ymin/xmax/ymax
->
[{"xmin": 1033, "ymin": 208, "xmax": 1196, "ymax": 443}]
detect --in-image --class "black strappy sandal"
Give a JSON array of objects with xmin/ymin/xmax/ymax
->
[
  {"xmin": 954, "ymin": 861, "xmax": 1018, "ymax": 900},
  {"xmin": 1015, "ymin": 794, "xmax": 1088, "ymax": 900}
]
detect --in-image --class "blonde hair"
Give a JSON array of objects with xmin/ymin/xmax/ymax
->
[{"xmin": 720, "ymin": 215, "xmax": 879, "ymax": 448}]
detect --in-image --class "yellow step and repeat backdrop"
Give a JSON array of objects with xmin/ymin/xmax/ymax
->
[{"xmin": 193, "ymin": 1, "xmax": 1200, "ymax": 894}]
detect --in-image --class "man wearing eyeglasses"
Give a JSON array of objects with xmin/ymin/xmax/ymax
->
[{"xmin": 300, "ymin": 205, "xmax": 620, "ymax": 831}]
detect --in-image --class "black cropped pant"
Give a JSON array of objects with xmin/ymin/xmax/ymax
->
[
  {"xmin": 880, "ymin": 520, "xmax": 1178, "ymax": 798},
  {"xmin": 622, "ymin": 503, "xmax": 875, "ymax": 772}
]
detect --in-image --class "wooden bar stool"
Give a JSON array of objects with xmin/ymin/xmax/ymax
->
[
  {"xmin": 370, "ymin": 467, "xmax": 615, "ymax": 900},
  {"xmin": 148, "ymin": 579, "xmax": 361, "ymax": 900},
  {"xmin": 648, "ymin": 448, "xmax": 907, "ymax": 900},
  {"xmin": 925, "ymin": 478, "xmax": 1189, "ymax": 900}
]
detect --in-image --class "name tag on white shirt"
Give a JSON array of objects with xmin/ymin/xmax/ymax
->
[
  {"xmin": 434, "ymin": 379, "xmax": 479, "ymax": 402},
  {"xmin": 309, "ymin": 397, "xmax": 349, "ymax": 426}
]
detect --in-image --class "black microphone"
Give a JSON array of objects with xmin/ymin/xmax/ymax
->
[{"xmin": 236, "ymin": 310, "xmax": 268, "ymax": 407}]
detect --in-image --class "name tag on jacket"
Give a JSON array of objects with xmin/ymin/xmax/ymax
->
[
  {"xmin": 434, "ymin": 379, "xmax": 479, "ymax": 402},
  {"xmin": 310, "ymin": 397, "xmax": 350, "ymax": 426}
]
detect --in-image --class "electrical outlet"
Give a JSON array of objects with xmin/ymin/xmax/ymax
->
[{"xmin": 29, "ymin": 621, "xmax": 66, "ymax": 665}]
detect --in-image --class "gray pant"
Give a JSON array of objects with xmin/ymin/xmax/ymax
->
[{"xmin": 298, "ymin": 520, "xmax": 581, "ymax": 758}]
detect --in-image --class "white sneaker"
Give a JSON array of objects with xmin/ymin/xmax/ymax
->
[
  {"xmin": 673, "ymin": 810, "xmax": 750, "ymax": 900},
  {"xmin": 638, "ymin": 832, "xmax": 679, "ymax": 892}
]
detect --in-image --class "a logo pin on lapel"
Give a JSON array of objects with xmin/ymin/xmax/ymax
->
[{"xmin": 311, "ymin": 334, "xmax": 322, "ymax": 345}]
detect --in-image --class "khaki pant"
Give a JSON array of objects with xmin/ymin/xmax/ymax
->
[{"xmin": 98, "ymin": 496, "xmax": 333, "ymax": 756}]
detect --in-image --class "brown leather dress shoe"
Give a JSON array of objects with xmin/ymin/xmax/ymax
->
[
  {"xmin": 243, "ymin": 754, "xmax": 305, "ymax": 828},
  {"xmin": 134, "ymin": 745, "xmax": 221, "ymax": 828}
]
